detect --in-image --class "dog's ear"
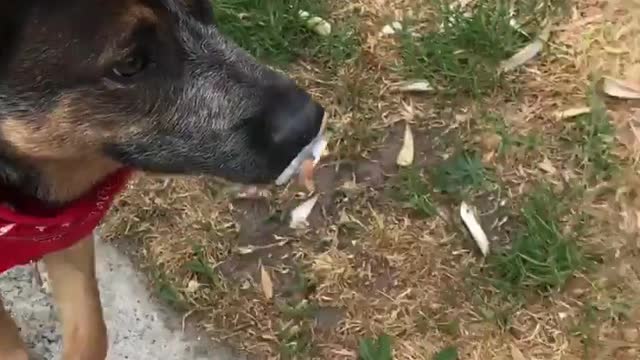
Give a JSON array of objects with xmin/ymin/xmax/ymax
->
[
  {"xmin": 182, "ymin": 0, "xmax": 215, "ymax": 24},
  {"xmin": 0, "ymin": 1, "xmax": 35, "ymax": 78}
]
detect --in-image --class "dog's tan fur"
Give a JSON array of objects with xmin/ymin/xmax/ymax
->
[{"xmin": 0, "ymin": 0, "xmax": 323, "ymax": 358}]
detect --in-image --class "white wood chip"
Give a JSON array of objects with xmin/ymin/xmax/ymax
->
[
  {"xmin": 260, "ymin": 265, "xmax": 274, "ymax": 300},
  {"xmin": 396, "ymin": 123, "xmax": 415, "ymax": 167},
  {"xmin": 554, "ymin": 106, "xmax": 591, "ymax": 120},
  {"xmin": 289, "ymin": 195, "xmax": 319, "ymax": 229},
  {"xmin": 460, "ymin": 202, "xmax": 489, "ymax": 256},
  {"xmin": 394, "ymin": 80, "xmax": 435, "ymax": 92}
]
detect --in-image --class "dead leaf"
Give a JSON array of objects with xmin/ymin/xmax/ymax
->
[
  {"xmin": 510, "ymin": 344, "xmax": 527, "ymax": 360},
  {"xmin": 289, "ymin": 195, "xmax": 319, "ymax": 229},
  {"xmin": 602, "ymin": 76, "xmax": 640, "ymax": 99},
  {"xmin": 500, "ymin": 22, "xmax": 552, "ymax": 72},
  {"xmin": 396, "ymin": 123, "xmax": 415, "ymax": 166},
  {"xmin": 460, "ymin": 202, "xmax": 489, "ymax": 256},
  {"xmin": 554, "ymin": 106, "xmax": 591, "ymax": 120},
  {"xmin": 538, "ymin": 157, "xmax": 557, "ymax": 174},
  {"xmin": 479, "ymin": 133, "xmax": 502, "ymax": 153},
  {"xmin": 394, "ymin": 80, "xmax": 435, "ymax": 92},
  {"xmin": 260, "ymin": 265, "xmax": 274, "ymax": 300}
]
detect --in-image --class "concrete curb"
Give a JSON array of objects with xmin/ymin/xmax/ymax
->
[{"xmin": 0, "ymin": 237, "xmax": 245, "ymax": 360}]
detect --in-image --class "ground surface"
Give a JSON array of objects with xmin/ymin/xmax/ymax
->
[
  {"xmin": 0, "ymin": 236, "xmax": 245, "ymax": 360},
  {"xmin": 98, "ymin": 0, "xmax": 640, "ymax": 359}
]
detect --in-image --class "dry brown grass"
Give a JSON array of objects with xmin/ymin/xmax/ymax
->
[{"xmin": 101, "ymin": 0, "xmax": 640, "ymax": 359}]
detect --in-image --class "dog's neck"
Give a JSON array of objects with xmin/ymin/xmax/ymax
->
[{"xmin": 0, "ymin": 153, "xmax": 121, "ymax": 205}]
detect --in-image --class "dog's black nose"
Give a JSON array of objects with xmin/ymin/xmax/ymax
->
[{"xmin": 264, "ymin": 86, "xmax": 324, "ymax": 150}]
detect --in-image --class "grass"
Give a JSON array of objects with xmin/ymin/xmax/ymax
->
[
  {"xmin": 570, "ymin": 295, "xmax": 635, "ymax": 356},
  {"xmin": 392, "ymin": 167, "xmax": 438, "ymax": 217},
  {"xmin": 486, "ymin": 186, "xmax": 588, "ymax": 295},
  {"xmin": 214, "ymin": 0, "xmax": 360, "ymax": 66},
  {"xmin": 432, "ymin": 346, "xmax": 458, "ymax": 360},
  {"xmin": 185, "ymin": 245, "xmax": 222, "ymax": 287},
  {"xmin": 400, "ymin": 0, "xmax": 530, "ymax": 94},
  {"xmin": 278, "ymin": 320, "xmax": 314, "ymax": 359},
  {"xmin": 571, "ymin": 92, "xmax": 618, "ymax": 180},
  {"xmin": 358, "ymin": 334, "xmax": 393, "ymax": 360},
  {"xmin": 431, "ymin": 150, "xmax": 489, "ymax": 197},
  {"xmin": 483, "ymin": 113, "xmax": 541, "ymax": 156}
]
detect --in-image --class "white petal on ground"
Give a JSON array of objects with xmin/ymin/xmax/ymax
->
[
  {"xmin": 500, "ymin": 22, "xmax": 552, "ymax": 72},
  {"xmin": 381, "ymin": 24, "xmax": 396, "ymax": 35},
  {"xmin": 298, "ymin": 10, "xmax": 311, "ymax": 20},
  {"xmin": 307, "ymin": 17, "xmax": 332, "ymax": 36},
  {"xmin": 554, "ymin": 106, "xmax": 591, "ymax": 120},
  {"xmin": 602, "ymin": 76, "xmax": 640, "ymax": 99},
  {"xmin": 396, "ymin": 123, "xmax": 415, "ymax": 167},
  {"xmin": 381, "ymin": 21, "xmax": 403, "ymax": 35},
  {"xmin": 460, "ymin": 202, "xmax": 490, "ymax": 256},
  {"xmin": 186, "ymin": 279, "xmax": 200, "ymax": 293},
  {"xmin": 289, "ymin": 195, "xmax": 320, "ymax": 229},
  {"xmin": 394, "ymin": 80, "xmax": 435, "ymax": 92},
  {"xmin": 260, "ymin": 266, "xmax": 274, "ymax": 300}
]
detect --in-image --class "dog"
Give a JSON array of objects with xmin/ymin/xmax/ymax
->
[{"xmin": 0, "ymin": 0, "xmax": 324, "ymax": 359}]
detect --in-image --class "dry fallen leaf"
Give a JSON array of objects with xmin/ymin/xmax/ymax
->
[
  {"xmin": 538, "ymin": 157, "xmax": 557, "ymax": 174},
  {"xmin": 510, "ymin": 344, "xmax": 527, "ymax": 360},
  {"xmin": 602, "ymin": 76, "xmax": 640, "ymax": 99},
  {"xmin": 460, "ymin": 202, "xmax": 489, "ymax": 256},
  {"xmin": 394, "ymin": 80, "xmax": 435, "ymax": 92},
  {"xmin": 290, "ymin": 195, "xmax": 319, "ymax": 229},
  {"xmin": 500, "ymin": 22, "xmax": 552, "ymax": 72},
  {"xmin": 554, "ymin": 106, "xmax": 591, "ymax": 120},
  {"xmin": 260, "ymin": 265, "xmax": 274, "ymax": 300},
  {"xmin": 396, "ymin": 123, "xmax": 415, "ymax": 166}
]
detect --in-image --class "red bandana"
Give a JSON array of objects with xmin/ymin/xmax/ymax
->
[{"xmin": 0, "ymin": 168, "xmax": 133, "ymax": 274}]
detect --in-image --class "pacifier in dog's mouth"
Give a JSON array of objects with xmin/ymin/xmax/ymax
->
[{"xmin": 275, "ymin": 116, "xmax": 328, "ymax": 192}]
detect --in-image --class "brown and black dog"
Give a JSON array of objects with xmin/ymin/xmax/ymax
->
[{"xmin": 0, "ymin": 0, "xmax": 324, "ymax": 358}]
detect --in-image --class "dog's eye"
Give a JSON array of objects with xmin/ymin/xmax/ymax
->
[{"xmin": 112, "ymin": 55, "xmax": 147, "ymax": 78}]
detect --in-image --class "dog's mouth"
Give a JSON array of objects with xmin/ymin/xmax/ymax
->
[
  {"xmin": 275, "ymin": 133, "xmax": 326, "ymax": 186},
  {"xmin": 234, "ymin": 115, "xmax": 327, "ymax": 196},
  {"xmin": 274, "ymin": 112, "xmax": 328, "ymax": 190}
]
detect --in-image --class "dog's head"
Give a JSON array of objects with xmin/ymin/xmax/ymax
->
[{"xmin": 0, "ymin": 0, "xmax": 324, "ymax": 201}]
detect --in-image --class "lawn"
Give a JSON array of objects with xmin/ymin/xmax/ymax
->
[{"xmin": 103, "ymin": 0, "xmax": 640, "ymax": 359}]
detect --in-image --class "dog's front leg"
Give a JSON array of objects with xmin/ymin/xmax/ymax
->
[
  {"xmin": 0, "ymin": 298, "xmax": 29, "ymax": 360},
  {"xmin": 43, "ymin": 235, "xmax": 108, "ymax": 360}
]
